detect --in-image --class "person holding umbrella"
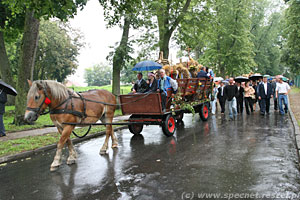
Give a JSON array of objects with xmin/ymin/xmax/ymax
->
[
  {"xmin": 243, "ymin": 81, "xmax": 255, "ymax": 115},
  {"xmin": 0, "ymin": 89, "xmax": 7, "ymax": 136},
  {"xmin": 131, "ymin": 72, "xmax": 148, "ymax": 94},
  {"xmin": 0, "ymin": 80, "xmax": 17, "ymax": 137}
]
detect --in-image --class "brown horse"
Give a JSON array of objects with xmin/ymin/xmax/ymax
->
[{"xmin": 25, "ymin": 80, "xmax": 118, "ymax": 171}]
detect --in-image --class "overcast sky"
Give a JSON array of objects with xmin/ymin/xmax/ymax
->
[
  {"xmin": 67, "ymin": 0, "xmax": 181, "ymax": 86},
  {"xmin": 67, "ymin": 0, "xmax": 121, "ymax": 86}
]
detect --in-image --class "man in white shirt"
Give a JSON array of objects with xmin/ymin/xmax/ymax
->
[
  {"xmin": 276, "ymin": 76, "xmax": 291, "ymax": 115},
  {"xmin": 217, "ymin": 81, "xmax": 226, "ymax": 114}
]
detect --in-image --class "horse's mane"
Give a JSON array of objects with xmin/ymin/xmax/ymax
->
[{"xmin": 28, "ymin": 80, "xmax": 73, "ymax": 100}]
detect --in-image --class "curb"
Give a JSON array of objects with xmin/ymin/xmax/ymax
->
[
  {"xmin": 0, "ymin": 126, "xmax": 128, "ymax": 164},
  {"xmin": 288, "ymin": 95, "xmax": 300, "ymax": 158}
]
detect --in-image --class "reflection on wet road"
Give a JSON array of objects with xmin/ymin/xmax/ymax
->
[{"xmin": 0, "ymin": 112, "xmax": 300, "ymax": 200}]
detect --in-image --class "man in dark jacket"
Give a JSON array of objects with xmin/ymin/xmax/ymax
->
[
  {"xmin": 131, "ymin": 72, "xmax": 148, "ymax": 93},
  {"xmin": 197, "ymin": 66, "xmax": 209, "ymax": 78},
  {"xmin": 271, "ymin": 78, "xmax": 278, "ymax": 110},
  {"xmin": 217, "ymin": 81, "xmax": 226, "ymax": 114},
  {"xmin": 224, "ymin": 78, "xmax": 238, "ymax": 120},
  {"xmin": 0, "ymin": 89, "xmax": 7, "ymax": 136},
  {"xmin": 257, "ymin": 76, "xmax": 273, "ymax": 115},
  {"xmin": 236, "ymin": 82, "xmax": 244, "ymax": 114}
]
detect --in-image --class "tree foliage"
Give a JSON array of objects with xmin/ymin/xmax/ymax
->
[
  {"xmin": 283, "ymin": 0, "xmax": 300, "ymax": 75},
  {"xmin": 34, "ymin": 20, "xmax": 83, "ymax": 82},
  {"xmin": 84, "ymin": 64, "xmax": 112, "ymax": 86},
  {"xmin": 0, "ymin": 0, "xmax": 87, "ymax": 125}
]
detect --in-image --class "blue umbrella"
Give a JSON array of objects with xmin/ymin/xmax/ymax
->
[{"xmin": 132, "ymin": 60, "xmax": 162, "ymax": 71}]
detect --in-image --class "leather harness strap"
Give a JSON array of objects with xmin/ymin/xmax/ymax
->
[{"xmin": 27, "ymin": 87, "xmax": 152, "ymax": 119}]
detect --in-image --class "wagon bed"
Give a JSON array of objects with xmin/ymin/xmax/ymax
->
[{"xmin": 119, "ymin": 77, "xmax": 213, "ymax": 136}]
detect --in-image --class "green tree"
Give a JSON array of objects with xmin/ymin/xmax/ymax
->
[
  {"xmin": 176, "ymin": 0, "xmax": 256, "ymax": 76},
  {"xmin": 0, "ymin": 1, "xmax": 24, "ymax": 105},
  {"xmin": 84, "ymin": 64, "xmax": 112, "ymax": 86},
  {"xmin": 150, "ymin": 0, "xmax": 192, "ymax": 59},
  {"xmin": 283, "ymin": 0, "xmax": 300, "ymax": 75},
  {"xmin": 99, "ymin": 0, "xmax": 146, "ymax": 95},
  {"xmin": 2, "ymin": 0, "xmax": 87, "ymax": 125},
  {"xmin": 33, "ymin": 20, "xmax": 83, "ymax": 82}
]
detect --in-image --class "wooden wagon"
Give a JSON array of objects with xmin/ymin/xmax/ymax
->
[{"xmin": 119, "ymin": 77, "xmax": 213, "ymax": 136}]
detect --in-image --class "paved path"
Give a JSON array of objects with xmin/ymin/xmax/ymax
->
[
  {"xmin": 0, "ymin": 111, "xmax": 299, "ymax": 199},
  {"xmin": 0, "ymin": 115, "xmax": 130, "ymax": 142}
]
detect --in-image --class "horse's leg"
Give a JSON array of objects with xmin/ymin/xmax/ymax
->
[
  {"xmin": 66, "ymin": 138, "xmax": 77, "ymax": 165},
  {"xmin": 99, "ymin": 126, "xmax": 110, "ymax": 155},
  {"xmin": 106, "ymin": 108, "xmax": 118, "ymax": 148},
  {"xmin": 50, "ymin": 125, "xmax": 74, "ymax": 171}
]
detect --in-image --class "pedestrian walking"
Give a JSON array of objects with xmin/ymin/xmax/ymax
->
[
  {"xmin": 276, "ymin": 76, "xmax": 291, "ymax": 115},
  {"xmin": 224, "ymin": 78, "xmax": 238, "ymax": 120},
  {"xmin": 257, "ymin": 75, "xmax": 273, "ymax": 115},
  {"xmin": 236, "ymin": 82, "xmax": 244, "ymax": 114},
  {"xmin": 271, "ymin": 77, "xmax": 279, "ymax": 111},
  {"xmin": 257, "ymin": 78, "xmax": 263, "ymax": 111},
  {"xmin": 217, "ymin": 81, "xmax": 226, "ymax": 114},
  {"xmin": 0, "ymin": 89, "xmax": 7, "ymax": 137},
  {"xmin": 211, "ymin": 84, "xmax": 218, "ymax": 115},
  {"xmin": 243, "ymin": 82, "xmax": 255, "ymax": 115},
  {"xmin": 251, "ymin": 81, "xmax": 257, "ymax": 111}
]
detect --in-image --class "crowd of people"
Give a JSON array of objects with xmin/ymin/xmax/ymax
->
[
  {"xmin": 131, "ymin": 69, "xmax": 178, "ymax": 111},
  {"xmin": 212, "ymin": 75, "xmax": 291, "ymax": 120},
  {"xmin": 130, "ymin": 68, "xmax": 292, "ymax": 120}
]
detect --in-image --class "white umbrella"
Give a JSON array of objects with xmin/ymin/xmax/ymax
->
[{"xmin": 214, "ymin": 77, "xmax": 224, "ymax": 82}]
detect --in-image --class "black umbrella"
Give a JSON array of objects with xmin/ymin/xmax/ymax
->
[
  {"xmin": 234, "ymin": 76, "xmax": 250, "ymax": 82},
  {"xmin": 0, "ymin": 80, "xmax": 17, "ymax": 96},
  {"xmin": 249, "ymin": 74, "xmax": 263, "ymax": 81}
]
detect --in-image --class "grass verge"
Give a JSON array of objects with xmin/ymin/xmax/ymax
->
[
  {"xmin": 4, "ymin": 85, "xmax": 128, "ymax": 132},
  {"xmin": 70, "ymin": 85, "xmax": 132, "ymax": 94},
  {"xmin": 0, "ymin": 125, "xmax": 123, "ymax": 158},
  {"xmin": 290, "ymin": 87, "xmax": 300, "ymax": 126},
  {"xmin": 4, "ymin": 106, "xmax": 123, "ymax": 132}
]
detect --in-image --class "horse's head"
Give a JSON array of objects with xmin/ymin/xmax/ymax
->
[{"xmin": 25, "ymin": 80, "xmax": 51, "ymax": 122}]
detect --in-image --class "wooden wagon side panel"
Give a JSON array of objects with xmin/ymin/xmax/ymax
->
[
  {"xmin": 119, "ymin": 93, "xmax": 163, "ymax": 115},
  {"xmin": 176, "ymin": 78, "xmax": 212, "ymax": 102}
]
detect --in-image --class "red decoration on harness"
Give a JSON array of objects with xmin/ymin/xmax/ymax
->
[{"xmin": 45, "ymin": 97, "xmax": 51, "ymax": 105}]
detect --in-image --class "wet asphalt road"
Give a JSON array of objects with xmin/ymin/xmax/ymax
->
[{"xmin": 1, "ymin": 111, "xmax": 300, "ymax": 200}]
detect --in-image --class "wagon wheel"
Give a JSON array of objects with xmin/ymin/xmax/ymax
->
[
  {"xmin": 176, "ymin": 112, "xmax": 184, "ymax": 122},
  {"xmin": 162, "ymin": 114, "xmax": 176, "ymax": 137},
  {"xmin": 128, "ymin": 116, "xmax": 143, "ymax": 135},
  {"xmin": 199, "ymin": 103, "xmax": 209, "ymax": 121}
]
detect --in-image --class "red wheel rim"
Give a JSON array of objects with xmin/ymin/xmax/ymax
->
[
  {"xmin": 168, "ymin": 117, "xmax": 175, "ymax": 133},
  {"xmin": 203, "ymin": 105, "xmax": 209, "ymax": 118}
]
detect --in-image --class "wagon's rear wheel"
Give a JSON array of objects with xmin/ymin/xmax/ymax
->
[
  {"xmin": 162, "ymin": 114, "xmax": 176, "ymax": 137},
  {"xmin": 128, "ymin": 116, "xmax": 143, "ymax": 135},
  {"xmin": 199, "ymin": 103, "xmax": 209, "ymax": 121}
]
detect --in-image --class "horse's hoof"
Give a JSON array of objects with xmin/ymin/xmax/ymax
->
[
  {"xmin": 67, "ymin": 159, "xmax": 76, "ymax": 165},
  {"xmin": 50, "ymin": 166, "xmax": 59, "ymax": 172},
  {"xmin": 112, "ymin": 144, "xmax": 118, "ymax": 148},
  {"xmin": 99, "ymin": 149, "xmax": 107, "ymax": 155}
]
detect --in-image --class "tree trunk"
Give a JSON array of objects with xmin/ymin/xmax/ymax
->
[
  {"xmin": 112, "ymin": 17, "xmax": 130, "ymax": 96},
  {"xmin": 14, "ymin": 10, "xmax": 40, "ymax": 125},
  {"xmin": 156, "ymin": 0, "xmax": 192, "ymax": 59},
  {"xmin": 0, "ymin": 31, "xmax": 15, "ymax": 105},
  {"xmin": 159, "ymin": 31, "xmax": 171, "ymax": 59}
]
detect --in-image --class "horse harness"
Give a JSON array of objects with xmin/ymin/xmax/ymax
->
[
  {"xmin": 26, "ymin": 87, "xmax": 152, "ymax": 119},
  {"xmin": 26, "ymin": 89, "xmax": 88, "ymax": 120}
]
